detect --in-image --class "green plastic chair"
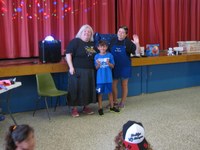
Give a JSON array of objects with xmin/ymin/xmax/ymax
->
[{"xmin": 33, "ymin": 73, "xmax": 68, "ymax": 120}]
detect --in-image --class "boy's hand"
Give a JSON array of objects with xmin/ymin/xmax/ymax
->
[
  {"xmin": 96, "ymin": 59, "xmax": 101, "ymax": 65},
  {"xmin": 106, "ymin": 58, "xmax": 114, "ymax": 68},
  {"xmin": 106, "ymin": 59, "xmax": 110, "ymax": 64},
  {"xmin": 96, "ymin": 59, "xmax": 101, "ymax": 69}
]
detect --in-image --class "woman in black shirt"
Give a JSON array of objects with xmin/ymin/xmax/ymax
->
[{"xmin": 65, "ymin": 24, "xmax": 97, "ymax": 117}]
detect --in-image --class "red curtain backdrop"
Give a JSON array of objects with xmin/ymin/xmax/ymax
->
[
  {"xmin": 1, "ymin": 0, "xmax": 200, "ymax": 59},
  {"xmin": 0, "ymin": 0, "xmax": 115, "ymax": 59},
  {"xmin": 117, "ymin": 0, "xmax": 200, "ymax": 50}
]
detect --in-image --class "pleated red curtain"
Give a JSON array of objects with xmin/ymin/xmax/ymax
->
[
  {"xmin": 1, "ymin": 0, "xmax": 200, "ymax": 59},
  {"xmin": 0, "ymin": 0, "xmax": 115, "ymax": 59},
  {"xmin": 117, "ymin": 0, "xmax": 200, "ymax": 50},
  {"xmin": 163, "ymin": 0, "xmax": 200, "ymax": 49}
]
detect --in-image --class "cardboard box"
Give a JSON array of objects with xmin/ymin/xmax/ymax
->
[{"xmin": 177, "ymin": 41, "xmax": 200, "ymax": 53}]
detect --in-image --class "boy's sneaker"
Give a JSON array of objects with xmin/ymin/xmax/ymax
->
[
  {"xmin": 71, "ymin": 108, "xmax": 79, "ymax": 117},
  {"xmin": 118, "ymin": 102, "xmax": 125, "ymax": 109},
  {"xmin": 110, "ymin": 107, "xmax": 120, "ymax": 113},
  {"xmin": 83, "ymin": 107, "xmax": 94, "ymax": 115},
  {"xmin": 0, "ymin": 115, "xmax": 5, "ymax": 121},
  {"xmin": 98, "ymin": 109, "xmax": 104, "ymax": 116}
]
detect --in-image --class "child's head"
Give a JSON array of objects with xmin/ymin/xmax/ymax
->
[
  {"xmin": 115, "ymin": 120, "xmax": 152, "ymax": 150},
  {"xmin": 5, "ymin": 124, "xmax": 35, "ymax": 150},
  {"xmin": 97, "ymin": 40, "xmax": 108, "ymax": 54}
]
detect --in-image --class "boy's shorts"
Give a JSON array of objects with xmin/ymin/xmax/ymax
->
[{"xmin": 96, "ymin": 83, "xmax": 112, "ymax": 94}]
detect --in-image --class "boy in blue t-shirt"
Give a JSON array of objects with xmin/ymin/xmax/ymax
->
[{"xmin": 94, "ymin": 40, "xmax": 120, "ymax": 115}]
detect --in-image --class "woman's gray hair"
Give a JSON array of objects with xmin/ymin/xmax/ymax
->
[{"xmin": 75, "ymin": 24, "xmax": 94, "ymax": 41}]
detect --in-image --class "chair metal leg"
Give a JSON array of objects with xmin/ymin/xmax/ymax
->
[
  {"xmin": 54, "ymin": 97, "xmax": 59, "ymax": 112},
  {"xmin": 33, "ymin": 96, "xmax": 41, "ymax": 117},
  {"xmin": 44, "ymin": 97, "xmax": 51, "ymax": 120},
  {"xmin": 50, "ymin": 97, "xmax": 53, "ymax": 107}
]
